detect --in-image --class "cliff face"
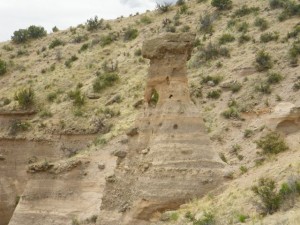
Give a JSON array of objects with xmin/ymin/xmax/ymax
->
[{"xmin": 98, "ymin": 33, "xmax": 226, "ymax": 225}]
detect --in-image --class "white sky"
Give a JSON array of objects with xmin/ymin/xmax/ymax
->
[{"xmin": 0, "ymin": 0, "xmax": 176, "ymax": 42}]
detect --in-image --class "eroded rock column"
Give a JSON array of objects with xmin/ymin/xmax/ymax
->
[{"xmin": 98, "ymin": 33, "xmax": 226, "ymax": 225}]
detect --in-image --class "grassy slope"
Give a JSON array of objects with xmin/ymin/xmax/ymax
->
[{"xmin": 0, "ymin": 0, "xmax": 299, "ymax": 224}]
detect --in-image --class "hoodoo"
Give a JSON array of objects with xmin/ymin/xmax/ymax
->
[{"xmin": 98, "ymin": 33, "xmax": 226, "ymax": 225}]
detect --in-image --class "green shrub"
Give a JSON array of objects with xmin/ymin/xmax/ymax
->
[
  {"xmin": 178, "ymin": 4, "xmax": 188, "ymax": 14},
  {"xmin": 289, "ymin": 40, "xmax": 300, "ymax": 66},
  {"xmin": 222, "ymin": 106, "xmax": 240, "ymax": 119},
  {"xmin": 256, "ymin": 132, "xmax": 289, "ymax": 154},
  {"xmin": 255, "ymin": 50, "xmax": 273, "ymax": 71},
  {"xmin": 199, "ymin": 42, "xmax": 230, "ymax": 62},
  {"xmin": 254, "ymin": 18, "xmax": 269, "ymax": 31},
  {"xmin": 11, "ymin": 29, "xmax": 29, "ymax": 43},
  {"xmin": 238, "ymin": 214, "xmax": 248, "ymax": 223},
  {"xmin": 68, "ymin": 89, "xmax": 85, "ymax": 107},
  {"xmin": 65, "ymin": 55, "xmax": 78, "ymax": 68},
  {"xmin": 0, "ymin": 59, "xmax": 7, "ymax": 76},
  {"xmin": 277, "ymin": 1, "xmax": 300, "ymax": 21},
  {"xmin": 134, "ymin": 49, "xmax": 142, "ymax": 56},
  {"xmin": 73, "ymin": 35, "xmax": 88, "ymax": 43},
  {"xmin": 238, "ymin": 34, "xmax": 251, "ymax": 44},
  {"xmin": 124, "ymin": 27, "xmax": 138, "ymax": 41},
  {"xmin": 194, "ymin": 211, "xmax": 215, "ymax": 225},
  {"xmin": 252, "ymin": 178, "xmax": 281, "ymax": 214},
  {"xmin": 140, "ymin": 16, "xmax": 152, "ymax": 24},
  {"xmin": 230, "ymin": 82, "xmax": 242, "ymax": 93},
  {"xmin": 11, "ymin": 25, "xmax": 47, "ymax": 43},
  {"xmin": 27, "ymin": 25, "xmax": 47, "ymax": 39},
  {"xmin": 287, "ymin": 24, "xmax": 300, "ymax": 39},
  {"xmin": 49, "ymin": 38, "xmax": 64, "ymax": 49},
  {"xmin": 211, "ymin": 0, "xmax": 232, "ymax": 10},
  {"xmin": 260, "ymin": 32, "xmax": 279, "ymax": 43},
  {"xmin": 269, "ymin": 0, "xmax": 286, "ymax": 9},
  {"xmin": 233, "ymin": 5, "xmax": 260, "ymax": 17},
  {"xmin": 244, "ymin": 129, "xmax": 254, "ymax": 138},
  {"xmin": 9, "ymin": 120, "xmax": 30, "ymax": 135},
  {"xmin": 176, "ymin": 0, "xmax": 185, "ymax": 6},
  {"xmin": 14, "ymin": 88, "xmax": 35, "ymax": 108},
  {"xmin": 93, "ymin": 72, "xmax": 119, "ymax": 93},
  {"xmin": 79, "ymin": 43, "xmax": 89, "ymax": 53},
  {"xmin": 2, "ymin": 45, "xmax": 13, "ymax": 51},
  {"xmin": 86, "ymin": 16, "xmax": 104, "ymax": 31},
  {"xmin": 219, "ymin": 33, "xmax": 235, "ymax": 45},
  {"xmin": 100, "ymin": 33, "xmax": 117, "ymax": 46},
  {"xmin": 47, "ymin": 92, "xmax": 58, "ymax": 102},
  {"xmin": 255, "ymin": 82, "xmax": 272, "ymax": 94},
  {"xmin": 52, "ymin": 26, "xmax": 59, "ymax": 32},
  {"xmin": 201, "ymin": 75, "xmax": 223, "ymax": 85},
  {"xmin": 156, "ymin": 2, "xmax": 172, "ymax": 13},
  {"xmin": 237, "ymin": 22, "xmax": 249, "ymax": 33},
  {"xmin": 207, "ymin": 90, "xmax": 221, "ymax": 99},
  {"xmin": 267, "ymin": 72, "xmax": 283, "ymax": 84},
  {"xmin": 199, "ymin": 13, "xmax": 215, "ymax": 34}
]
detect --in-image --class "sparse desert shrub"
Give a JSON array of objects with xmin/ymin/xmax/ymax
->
[
  {"xmin": 255, "ymin": 82, "xmax": 272, "ymax": 94},
  {"xmin": 123, "ymin": 27, "xmax": 138, "ymax": 41},
  {"xmin": 229, "ymin": 82, "xmax": 242, "ymax": 93},
  {"xmin": 194, "ymin": 211, "xmax": 215, "ymax": 225},
  {"xmin": 11, "ymin": 25, "xmax": 47, "ymax": 43},
  {"xmin": 240, "ymin": 166, "xmax": 248, "ymax": 174},
  {"xmin": 65, "ymin": 55, "xmax": 78, "ymax": 68},
  {"xmin": 93, "ymin": 72, "xmax": 119, "ymax": 93},
  {"xmin": 11, "ymin": 29, "xmax": 29, "ymax": 43},
  {"xmin": 9, "ymin": 120, "xmax": 30, "ymax": 135},
  {"xmin": 219, "ymin": 152, "xmax": 227, "ymax": 163},
  {"xmin": 293, "ymin": 79, "xmax": 300, "ymax": 91},
  {"xmin": 178, "ymin": 4, "xmax": 188, "ymax": 14},
  {"xmin": 260, "ymin": 32, "xmax": 279, "ymax": 43},
  {"xmin": 165, "ymin": 25, "xmax": 176, "ymax": 33},
  {"xmin": 201, "ymin": 75, "xmax": 223, "ymax": 85},
  {"xmin": 207, "ymin": 90, "xmax": 222, "ymax": 99},
  {"xmin": 269, "ymin": 0, "xmax": 286, "ymax": 9},
  {"xmin": 237, "ymin": 22, "xmax": 249, "ymax": 33},
  {"xmin": 73, "ymin": 35, "xmax": 88, "ymax": 43},
  {"xmin": 233, "ymin": 5, "xmax": 260, "ymax": 17},
  {"xmin": 49, "ymin": 38, "xmax": 64, "ymax": 49},
  {"xmin": 199, "ymin": 13, "xmax": 215, "ymax": 34},
  {"xmin": 238, "ymin": 34, "xmax": 251, "ymax": 44},
  {"xmin": 238, "ymin": 214, "xmax": 248, "ymax": 223},
  {"xmin": 277, "ymin": 1, "xmax": 300, "ymax": 21},
  {"xmin": 180, "ymin": 25, "xmax": 190, "ymax": 32},
  {"xmin": 47, "ymin": 92, "xmax": 58, "ymax": 102},
  {"xmin": 68, "ymin": 89, "xmax": 85, "ymax": 107},
  {"xmin": 289, "ymin": 40, "xmax": 300, "ymax": 66},
  {"xmin": 100, "ymin": 33, "xmax": 117, "ymax": 47},
  {"xmin": 79, "ymin": 43, "xmax": 89, "ymax": 53},
  {"xmin": 2, "ymin": 45, "xmax": 13, "ymax": 51},
  {"xmin": 71, "ymin": 218, "xmax": 80, "ymax": 225},
  {"xmin": 219, "ymin": 33, "xmax": 235, "ymax": 45},
  {"xmin": 255, "ymin": 50, "xmax": 273, "ymax": 71},
  {"xmin": 252, "ymin": 178, "xmax": 281, "ymax": 215},
  {"xmin": 134, "ymin": 48, "xmax": 142, "ymax": 56},
  {"xmin": 267, "ymin": 72, "xmax": 283, "ymax": 84},
  {"xmin": 198, "ymin": 42, "xmax": 230, "ymax": 62},
  {"xmin": 0, "ymin": 59, "xmax": 7, "ymax": 75},
  {"xmin": 222, "ymin": 106, "xmax": 240, "ymax": 119},
  {"xmin": 149, "ymin": 89, "xmax": 159, "ymax": 106},
  {"xmin": 140, "ymin": 16, "xmax": 152, "ymax": 24},
  {"xmin": 156, "ymin": 2, "xmax": 172, "ymax": 13},
  {"xmin": 39, "ymin": 109, "xmax": 53, "ymax": 118},
  {"xmin": 256, "ymin": 132, "xmax": 289, "ymax": 154},
  {"xmin": 211, "ymin": 0, "xmax": 232, "ymax": 10},
  {"xmin": 52, "ymin": 26, "xmax": 59, "ymax": 32},
  {"xmin": 176, "ymin": 0, "xmax": 185, "ymax": 6},
  {"xmin": 27, "ymin": 25, "xmax": 47, "ymax": 39},
  {"xmin": 244, "ymin": 129, "xmax": 254, "ymax": 138},
  {"xmin": 85, "ymin": 215, "xmax": 98, "ymax": 223},
  {"xmin": 287, "ymin": 24, "xmax": 300, "ymax": 39},
  {"xmin": 86, "ymin": 16, "xmax": 104, "ymax": 31},
  {"xmin": 14, "ymin": 88, "xmax": 35, "ymax": 108},
  {"xmin": 254, "ymin": 18, "xmax": 269, "ymax": 31}
]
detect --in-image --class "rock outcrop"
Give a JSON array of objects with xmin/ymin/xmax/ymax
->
[
  {"xmin": 267, "ymin": 102, "xmax": 300, "ymax": 135},
  {"xmin": 97, "ymin": 33, "xmax": 226, "ymax": 225}
]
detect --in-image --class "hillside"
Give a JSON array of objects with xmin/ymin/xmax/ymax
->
[{"xmin": 0, "ymin": 0, "xmax": 299, "ymax": 225}]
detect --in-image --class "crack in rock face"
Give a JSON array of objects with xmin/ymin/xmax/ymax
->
[{"xmin": 98, "ymin": 33, "xmax": 226, "ymax": 225}]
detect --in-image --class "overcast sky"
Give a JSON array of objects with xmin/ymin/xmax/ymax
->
[{"xmin": 0, "ymin": 0, "xmax": 176, "ymax": 42}]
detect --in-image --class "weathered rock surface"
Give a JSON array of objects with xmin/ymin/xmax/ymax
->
[
  {"xmin": 267, "ymin": 102, "xmax": 300, "ymax": 134},
  {"xmin": 97, "ymin": 33, "xmax": 226, "ymax": 225}
]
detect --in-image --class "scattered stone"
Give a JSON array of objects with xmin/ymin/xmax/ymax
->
[
  {"xmin": 105, "ymin": 94, "xmax": 121, "ymax": 106},
  {"xmin": 87, "ymin": 93, "xmax": 101, "ymax": 99},
  {"xmin": 126, "ymin": 127, "xmax": 138, "ymax": 136},
  {"xmin": 220, "ymin": 80, "xmax": 236, "ymax": 89},
  {"xmin": 133, "ymin": 99, "xmax": 144, "ymax": 108},
  {"xmin": 113, "ymin": 150, "xmax": 127, "ymax": 158},
  {"xmin": 106, "ymin": 174, "xmax": 116, "ymax": 183},
  {"xmin": 98, "ymin": 163, "xmax": 105, "ymax": 170},
  {"xmin": 207, "ymin": 81, "xmax": 215, "ymax": 87},
  {"xmin": 223, "ymin": 170, "xmax": 234, "ymax": 179},
  {"xmin": 141, "ymin": 148, "xmax": 150, "ymax": 155}
]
